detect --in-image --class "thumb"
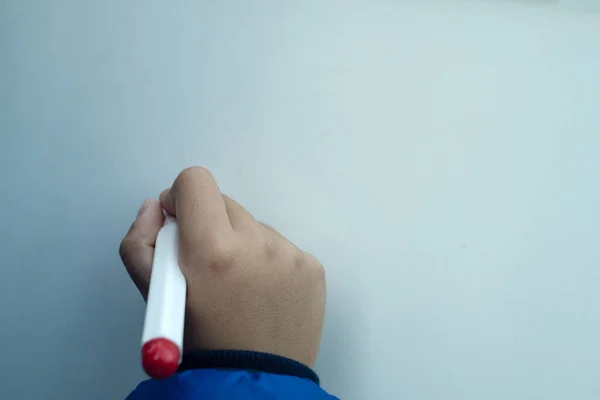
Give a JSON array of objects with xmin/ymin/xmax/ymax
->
[{"xmin": 119, "ymin": 198, "xmax": 164, "ymax": 300}]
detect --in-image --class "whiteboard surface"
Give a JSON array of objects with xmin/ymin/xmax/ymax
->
[{"xmin": 1, "ymin": 1, "xmax": 599, "ymax": 399}]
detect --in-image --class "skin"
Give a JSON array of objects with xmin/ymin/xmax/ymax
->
[{"xmin": 119, "ymin": 166, "xmax": 326, "ymax": 367}]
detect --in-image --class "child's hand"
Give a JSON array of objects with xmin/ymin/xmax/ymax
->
[{"xmin": 119, "ymin": 167, "xmax": 326, "ymax": 367}]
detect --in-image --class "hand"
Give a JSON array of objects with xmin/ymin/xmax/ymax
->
[{"xmin": 119, "ymin": 167, "xmax": 326, "ymax": 367}]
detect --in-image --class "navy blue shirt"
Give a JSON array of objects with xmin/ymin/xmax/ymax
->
[{"xmin": 127, "ymin": 350, "xmax": 337, "ymax": 399}]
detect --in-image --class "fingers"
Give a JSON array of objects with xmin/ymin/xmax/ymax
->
[
  {"xmin": 159, "ymin": 167, "xmax": 232, "ymax": 256},
  {"xmin": 119, "ymin": 198, "xmax": 165, "ymax": 300},
  {"xmin": 223, "ymin": 195, "xmax": 255, "ymax": 229}
]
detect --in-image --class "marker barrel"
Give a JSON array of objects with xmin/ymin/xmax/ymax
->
[{"xmin": 141, "ymin": 216, "xmax": 186, "ymax": 379}]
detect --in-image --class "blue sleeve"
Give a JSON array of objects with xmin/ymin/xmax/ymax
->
[
  {"xmin": 126, "ymin": 369, "xmax": 337, "ymax": 400},
  {"xmin": 126, "ymin": 350, "xmax": 338, "ymax": 399}
]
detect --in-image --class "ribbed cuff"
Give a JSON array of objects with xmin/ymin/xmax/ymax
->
[{"xmin": 178, "ymin": 350, "xmax": 320, "ymax": 385}]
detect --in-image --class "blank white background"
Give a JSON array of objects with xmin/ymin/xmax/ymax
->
[{"xmin": 2, "ymin": 1, "xmax": 599, "ymax": 399}]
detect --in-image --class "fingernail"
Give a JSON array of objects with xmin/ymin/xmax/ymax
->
[{"xmin": 137, "ymin": 199, "xmax": 152, "ymax": 219}]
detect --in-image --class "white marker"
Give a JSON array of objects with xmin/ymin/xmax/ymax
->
[{"xmin": 141, "ymin": 216, "xmax": 187, "ymax": 379}]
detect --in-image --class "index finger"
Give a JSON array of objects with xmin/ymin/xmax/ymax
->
[{"xmin": 160, "ymin": 167, "xmax": 232, "ymax": 249}]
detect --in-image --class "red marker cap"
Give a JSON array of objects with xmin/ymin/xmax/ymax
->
[{"xmin": 141, "ymin": 338, "xmax": 180, "ymax": 379}]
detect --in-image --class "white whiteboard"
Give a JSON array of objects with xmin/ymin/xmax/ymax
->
[{"xmin": 1, "ymin": 1, "xmax": 599, "ymax": 399}]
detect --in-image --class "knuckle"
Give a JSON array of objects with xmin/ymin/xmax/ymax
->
[
  {"xmin": 259, "ymin": 234, "xmax": 278, "ymax": 261},
  {"xmin": 309, "ymin": 254, "xmax": 323, "ymax": 269},
  {"xmin": 118, "ymin": 237, "xmax": 135, "ymax": 264},
  {"xmin": 304, "ymin": 251, "xmax": 326, "ymax": 280},
  {"xmin": 179, "ymin": 235, "xmax": 237, "ymax": 272},
  {"xmin": 293, "ymin": 249, "xmax": 305, "ymax": 268},
  {"xmin": 262, "ymin": 242, "xmax": 277, "ymax": 261},
  {"xmin": 211, "ymin": 247, "xmax": 234, "ymax": 266},
  {"xmin": 205, "ymin": 236, "xmax": 238, "ymax": 271}
]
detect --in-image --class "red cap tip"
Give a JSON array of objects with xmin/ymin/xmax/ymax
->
[{"xmin": 142, "ymin": 338, "xmax": 180, "ymax": 379}]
